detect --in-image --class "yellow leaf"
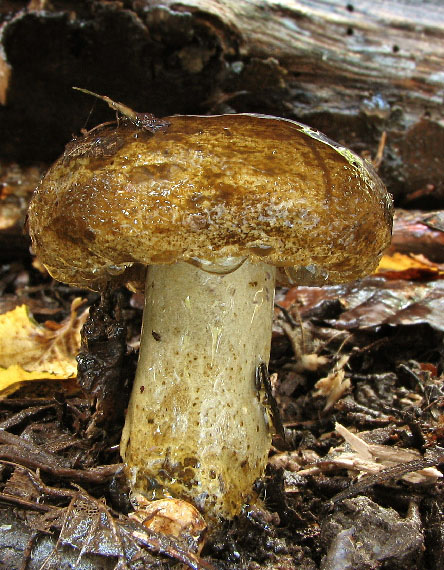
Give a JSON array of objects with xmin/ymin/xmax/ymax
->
[
  {"xmin": 0, "ymin": 365, "xmax": 75, "ymax": 397},
  {"xmin": 376, "ymin": 253, "xmax": 444, "ymax": 279},
  {"xmin": 0, "ymin": 299, "xmax": 88, "ymax": 396}
]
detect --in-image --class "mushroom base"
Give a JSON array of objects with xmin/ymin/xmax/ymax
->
[{"xmin": 120, "ymin": 260, "xmax": 275, "ymax": 520}]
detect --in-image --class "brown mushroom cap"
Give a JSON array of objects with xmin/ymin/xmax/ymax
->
[{"xmin": 28, "ymin": 114, "xmax": 393, "ymax": 290}]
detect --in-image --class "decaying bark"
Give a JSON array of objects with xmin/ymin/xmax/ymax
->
[{"xmin": 0, "ymin": 0, "xmax": 443, "ymax": 207}]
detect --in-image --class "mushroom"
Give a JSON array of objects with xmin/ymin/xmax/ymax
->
[{"xmin": 27, "ymin": 113, "xmax": 393, "ymax": 521}]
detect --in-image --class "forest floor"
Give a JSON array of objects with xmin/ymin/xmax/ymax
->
[{"xmin": 0, "ymin": 210, "xmax": 443, "ymax": 569}]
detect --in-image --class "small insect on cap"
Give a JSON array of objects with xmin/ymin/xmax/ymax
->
[{"xmin": 28, "ymin": 113, "xmax": 393, "ymax": 290}]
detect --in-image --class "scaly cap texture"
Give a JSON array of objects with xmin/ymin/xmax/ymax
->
[{"xmin": 28, "ymin": 114, "xmax": 393, "ymax": 290}]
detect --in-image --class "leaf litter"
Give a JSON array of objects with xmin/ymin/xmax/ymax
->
[
  {"xmin": 0, "ymin": 209, "xmax": 444, "ymax": 568},
  {"xmin": 0, "ymin": 298, "xmax": 88, "ymax": 396}
]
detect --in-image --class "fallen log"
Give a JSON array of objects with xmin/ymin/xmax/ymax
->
[{"xmin": 0, "ymin": 0, "xmax": 443, "ymax": 204}]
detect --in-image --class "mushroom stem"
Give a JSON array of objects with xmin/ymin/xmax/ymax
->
[{"xmin": 120, "ymin": 260, "xmax": 276, "ymax": 519}]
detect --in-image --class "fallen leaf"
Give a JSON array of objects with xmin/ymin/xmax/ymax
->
[
  {"xmin": 130, "ymin": 496, "xmax": 207, "ymax": 554},
  {"xmin": 376, "ymin": 252, "xmax": 444, "ymax": 280},
  {"xmin": 331, "ymin": 281, "xmax": 444, "ymax": 332},
  {"xmin": 0, "ymin": 299, "xmax": 88, "ymax": 396},
  {"xmin": 279, "ymin": 276, "xmax": 444, "ymax": 333},
  {"xmin": 387, "ymin": 209, "xmax": 444, "ymax": 262},
  {"xmin": 314, "ymin": 355, "xmax": 351, "ymax": 410},
  {"xmin": 334, "ymin": 422, "xmax": 442, "ymax": 484}
]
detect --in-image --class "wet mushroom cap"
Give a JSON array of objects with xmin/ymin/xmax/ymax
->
[{"xmin": 28, "ymin": 114, "xmax": 393, "ymax": 289}]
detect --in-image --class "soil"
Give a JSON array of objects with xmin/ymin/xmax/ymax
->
[{"xmin": 0, "ymin": 248, "xmax": 443, "ymax": 569}]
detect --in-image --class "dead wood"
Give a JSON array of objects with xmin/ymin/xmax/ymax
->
[
  {"xmin": 0, "ymin": 429, "xmax": 121, "ymax": 483},
  {"xmin": 0, "ymin": 0, "xmax": 443, "ymax": 204}
]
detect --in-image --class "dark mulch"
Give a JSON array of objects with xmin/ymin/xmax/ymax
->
[{"xmin": 0, "ymin": 254, "xmax": 443, "ymax": 570}]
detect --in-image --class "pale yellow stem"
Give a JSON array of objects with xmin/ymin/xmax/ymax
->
[{"xmin": 120, "ymin": 260, "xmax": 275, "ymax": 519}]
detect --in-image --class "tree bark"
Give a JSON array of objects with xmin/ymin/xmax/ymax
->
[{"xmin": 0, "ymin": 0, "xmax": 443, "ymax": 206}]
